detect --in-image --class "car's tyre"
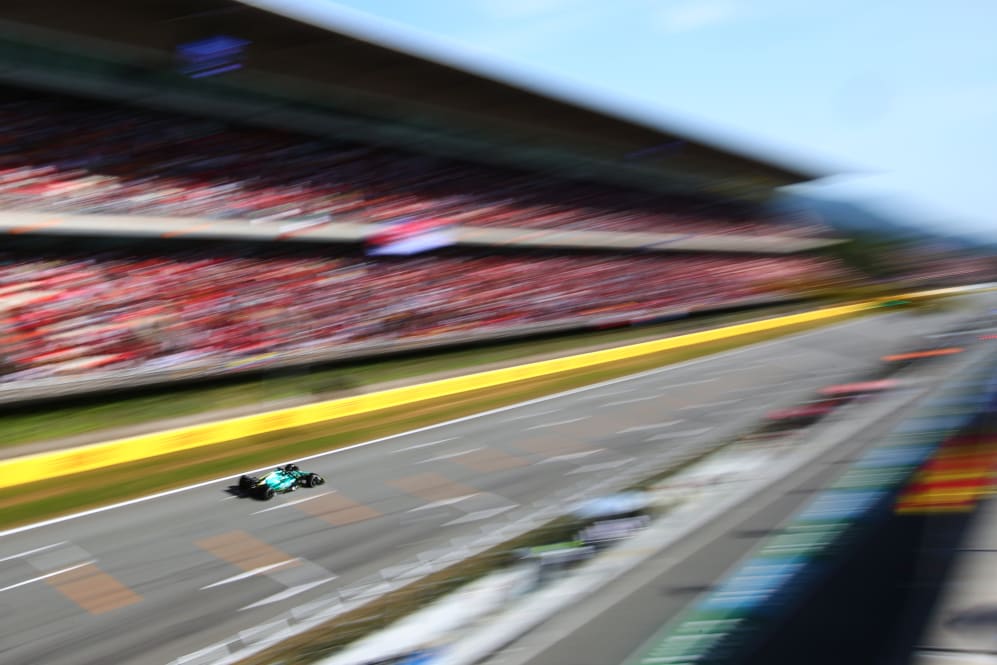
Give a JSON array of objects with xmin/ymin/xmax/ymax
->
[
  {"xmin": 239, "ymin": 475, "xmax": 254, "ymax": 492},
  {"xmin": 256, "ymin": 486, "xmax": 275, "ymax": 501},
  {"xmin": 304, "ymin": 473, "xmax": 324, "ymax": 488}
]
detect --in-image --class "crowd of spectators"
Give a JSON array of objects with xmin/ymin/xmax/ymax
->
[
  {"xmin": 0, "ymin": 87, "xmax": 852, "ymax": 385},
  {"xmin": 0, "ymin": 248, "xmax": 848, "ymax": 382},
  {"xmin": 0, "ymin": 87, "xmax": 829, "ymax": 238}
]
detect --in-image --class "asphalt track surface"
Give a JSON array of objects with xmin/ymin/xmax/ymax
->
[
  {"xmin": 0, "ymin": 299, "xmax": 990, "ymax": 665},
  {"xmin": 479, "ymin": 364, "xmax": 946, "ymax": 665}
]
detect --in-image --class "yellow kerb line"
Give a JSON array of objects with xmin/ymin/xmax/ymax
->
[{"xmin": 0, "ymin": 299, "xmax": 899, "ymax": 488}]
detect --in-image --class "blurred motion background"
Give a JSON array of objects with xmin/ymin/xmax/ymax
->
[
  {"xmin": 0, "ymin": 0, "xmax": 990, "ymax": 396},
  {"xmin": 0, "ymin": 2, "xmax": 994, "ymax": 665}
]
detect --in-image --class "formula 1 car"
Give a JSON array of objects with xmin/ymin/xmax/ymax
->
[{"xmin": 239, "ymin": 464, "xmax": 325, "ymax": 500}]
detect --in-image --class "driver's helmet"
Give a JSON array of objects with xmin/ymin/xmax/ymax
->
[{"xmin": 284, "ymin": 464, "xmax": 300, "ymax": 473}]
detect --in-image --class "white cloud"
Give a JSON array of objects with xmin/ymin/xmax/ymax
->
[{"xmin": 657, "ymin": 1, "xmax": 739, "ymax": 33}]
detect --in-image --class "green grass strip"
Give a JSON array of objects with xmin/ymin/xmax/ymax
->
[
  {"xmin": 0, "ymin": 312, "xmax": 870, "ymax": 532},
  {"xmin": 0, "ymin": 303, "xmax": 815, "ymax": 449}
]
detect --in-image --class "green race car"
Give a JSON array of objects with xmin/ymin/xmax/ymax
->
[{"xmin": 239, "ymin": 464, "xmax": 325, "ymax": 500}]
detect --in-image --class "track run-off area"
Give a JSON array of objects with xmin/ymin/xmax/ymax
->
[{"xmin": 0, "ymin": 292, "xmax": 992, "ymax": 665}]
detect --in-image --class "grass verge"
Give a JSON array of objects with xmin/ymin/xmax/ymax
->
[
  {"xmin": 0, "ymin": 311, "xmax": 872, "ymax": 532},
  {"xmin": 0, "ymin": 302, "xmax": 820, "ymax": 449},
  {"xmin": 232, "ymin": 322, "xmax": 948, "ymax": 665}
]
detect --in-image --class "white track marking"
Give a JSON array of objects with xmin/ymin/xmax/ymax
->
[
  {"xmin": 604, "ymin": 395, "xmax": 659, "ymax": 407},
  {"xmin": 407, "ymin": 494, "xmax": 479, "ymax": 513},
  {"xmin": 664, "ymin": 378, "xmax": 717, "ymax": 388},
  {"xmin": 648, "ymin": 427, "xmax": 715, "ymax": 441},
  {"xmin": 502, "ymin": 409, "xmax": 559, "ymax": 422},
  {"xmin": 0, "ymin": 560, "xmax": 95, "ymax": 593},
  {"xmin": 395, "ymin": 437, "xmax": 457, "ymax": 453},
  {"xmin": 586, "ymin": 388, "xmax": 634, "ymax": 397},
  {"xmin": 201, "ymin": 560, "xmax": 300, "ymax": 589},
  {"xmin": 568, "ymin": 458, "xmax": 636, "ymax": 475},
  {"xmin": 0, "ymin": 541, "xmax": 66, "ymax": 563},
  {"xmin": 174, "ymin": 643, "xmax": 230, "ymax": 664},
  {"xmin": 442, "ymin": 506, "xmax": 518, "ymax": 526},
  {"xmin": 417, "ymin": 447, "xmax": 484, "ymax": 464},
  {"xmin": 526, "ymin": 417, "xmax": 587, "ymax": 430},
  {"xmin": 618, "ymin": 421, "xmax": 683, "ymax": 434},
  {"xmin": 251, "ymin": 491, "xmax": 333, "ymax": 515},
  {"xmin": 538, "ymin": 450, "xmax": 605, "ymax": 464},
  {"xmin": 0, "ymin": 314, "xmax": 879, "ymax": 539},
  {"xmin": 239, "ymin": 578, "xmax": 336, "ymax": 611},
  {"xmin": 680, "ymin": 398, "xmax": 742, "ymax": 410}
]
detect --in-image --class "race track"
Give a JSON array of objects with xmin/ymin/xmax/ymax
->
[{"xmin": 0, "ymin": 298, "xmax": 989, "ymax": 665}]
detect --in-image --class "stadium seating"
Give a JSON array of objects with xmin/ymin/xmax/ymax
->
[
  {"xmin": 0, "ymin": 88, "xmax": 830, "ymax": 237},
  {"xmin": 0, "ymin": 249, "xmax": 848, "ymax": 381},
  {"xmin": 0, "ymin": 87, "xmax": 854, "ymax": 386}
]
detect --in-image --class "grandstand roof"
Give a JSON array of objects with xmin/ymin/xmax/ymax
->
[{"xmin": 0, "ymin": 0, "xmax": 823, "ymax": 193}]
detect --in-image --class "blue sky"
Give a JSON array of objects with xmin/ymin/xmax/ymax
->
[{"xmin": 251, "ymin": 0, "xmax": 996, "ymax": 240}]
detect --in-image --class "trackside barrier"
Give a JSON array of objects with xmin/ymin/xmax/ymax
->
[{"xmin": 0, "ymin": 302, "xmax": 874, "ymax": 489}]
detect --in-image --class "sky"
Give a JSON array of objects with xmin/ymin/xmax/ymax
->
[{"xmin": 250, "ymin": 0, "xmax": 997, "ymax": 240}]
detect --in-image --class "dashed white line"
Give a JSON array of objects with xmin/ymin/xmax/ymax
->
[
  {"xmin": 443, "ymin": 506, "xmax": 518, "ymax": 526},
  {"xmin": 502, "ymin": 409, "xmax": 560, "ymax": 422},
  {"xmin": 395, "ymin": 437, "xmax": 457, "ymax": 453},
  {"xmin": 174, "ymin": 643, "xmax": 230, "ymax": 665},
  {"xmin": 201, "ymin": 560, "xmax": 300, "ymax": 589},
  {"xmin": 239, "ymin": 578, "xmax": 337, "ymax": 611},
  {"xmin": 648, "ymin": 427, "xmax": 715, "ymax": 441},
  {"xmin": 339, "ymin": 581, "xmax": 395, "ymax": 602},
  {"xmin": 724, "ymin": 405, "xmax": 763, "ymax": 415},
  {"xmin": 539, "ymin": 450, "xmax": 605, "ymax": 464},
  {"xmin": 604, "ymin": 395, "xmax": 659, "ymax": 407},
  {"xmin": 239, "ymin": 619, "xmax": 292, "ymax": 646},
  {"xmin": 567, "ymin": 458, "xmax": 636, "ymax": 475},
  {"xmin": 407, "ymin": 494, "xmax": 480, "ymax": 513},
  {"xmin": 251, "ymin": 491, "xmax": 333, "ymax": 515},
  {"xmin": 663, "ymin": 378, "xmax": 717, "ymax": 388},
  {"xmin": 680, "ymin": 398, "xmax": 742, "ymax": 410},
  {"xmin": 379, "ymin": 562, "xmax": 418, "ymax": 580},
  {"xmin": 618, "ymin": 421, "xmax": 683, "ymax": 434},
  {"xmin": 0, "ymin": 542, "xmax": 66, "ymax": 563},
  {"xmin": 0, "ymin": 560, "xmax": 95, "ymax": 593},
  {"xmin": 587, "ymin": 388, "xmax": 634, "ymax": 397},
  {"xmin": 418, "ymin": 447, "xmax": 484, "ymax": 464},
  {"xmin": 527, "ymin": 417, "xmax": 588, "ymax": 430},
  {"xmin": 0, "ymin": 314, "xmax": 878, "ymax": 539}
]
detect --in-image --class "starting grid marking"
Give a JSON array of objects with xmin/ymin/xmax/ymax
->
[
  {"xmin": 0, "ymin": 539, "xmax": 143, "ymax": 615},
  {"xmin": 5, "ymin": 307, "xmax": 944, "ymax": 665},
  {"xmin": 168, "ymin": 420, "xmax": 709, "ymax": 665}
]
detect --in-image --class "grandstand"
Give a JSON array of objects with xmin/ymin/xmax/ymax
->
[{"xmin": 0, "ymin": 1, "xmax": 854, "ymax": 400}]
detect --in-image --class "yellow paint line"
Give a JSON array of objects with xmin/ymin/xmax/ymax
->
[{"xmin": 0, "ymin": 299, "xmax": 887, "ymax": 488}]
